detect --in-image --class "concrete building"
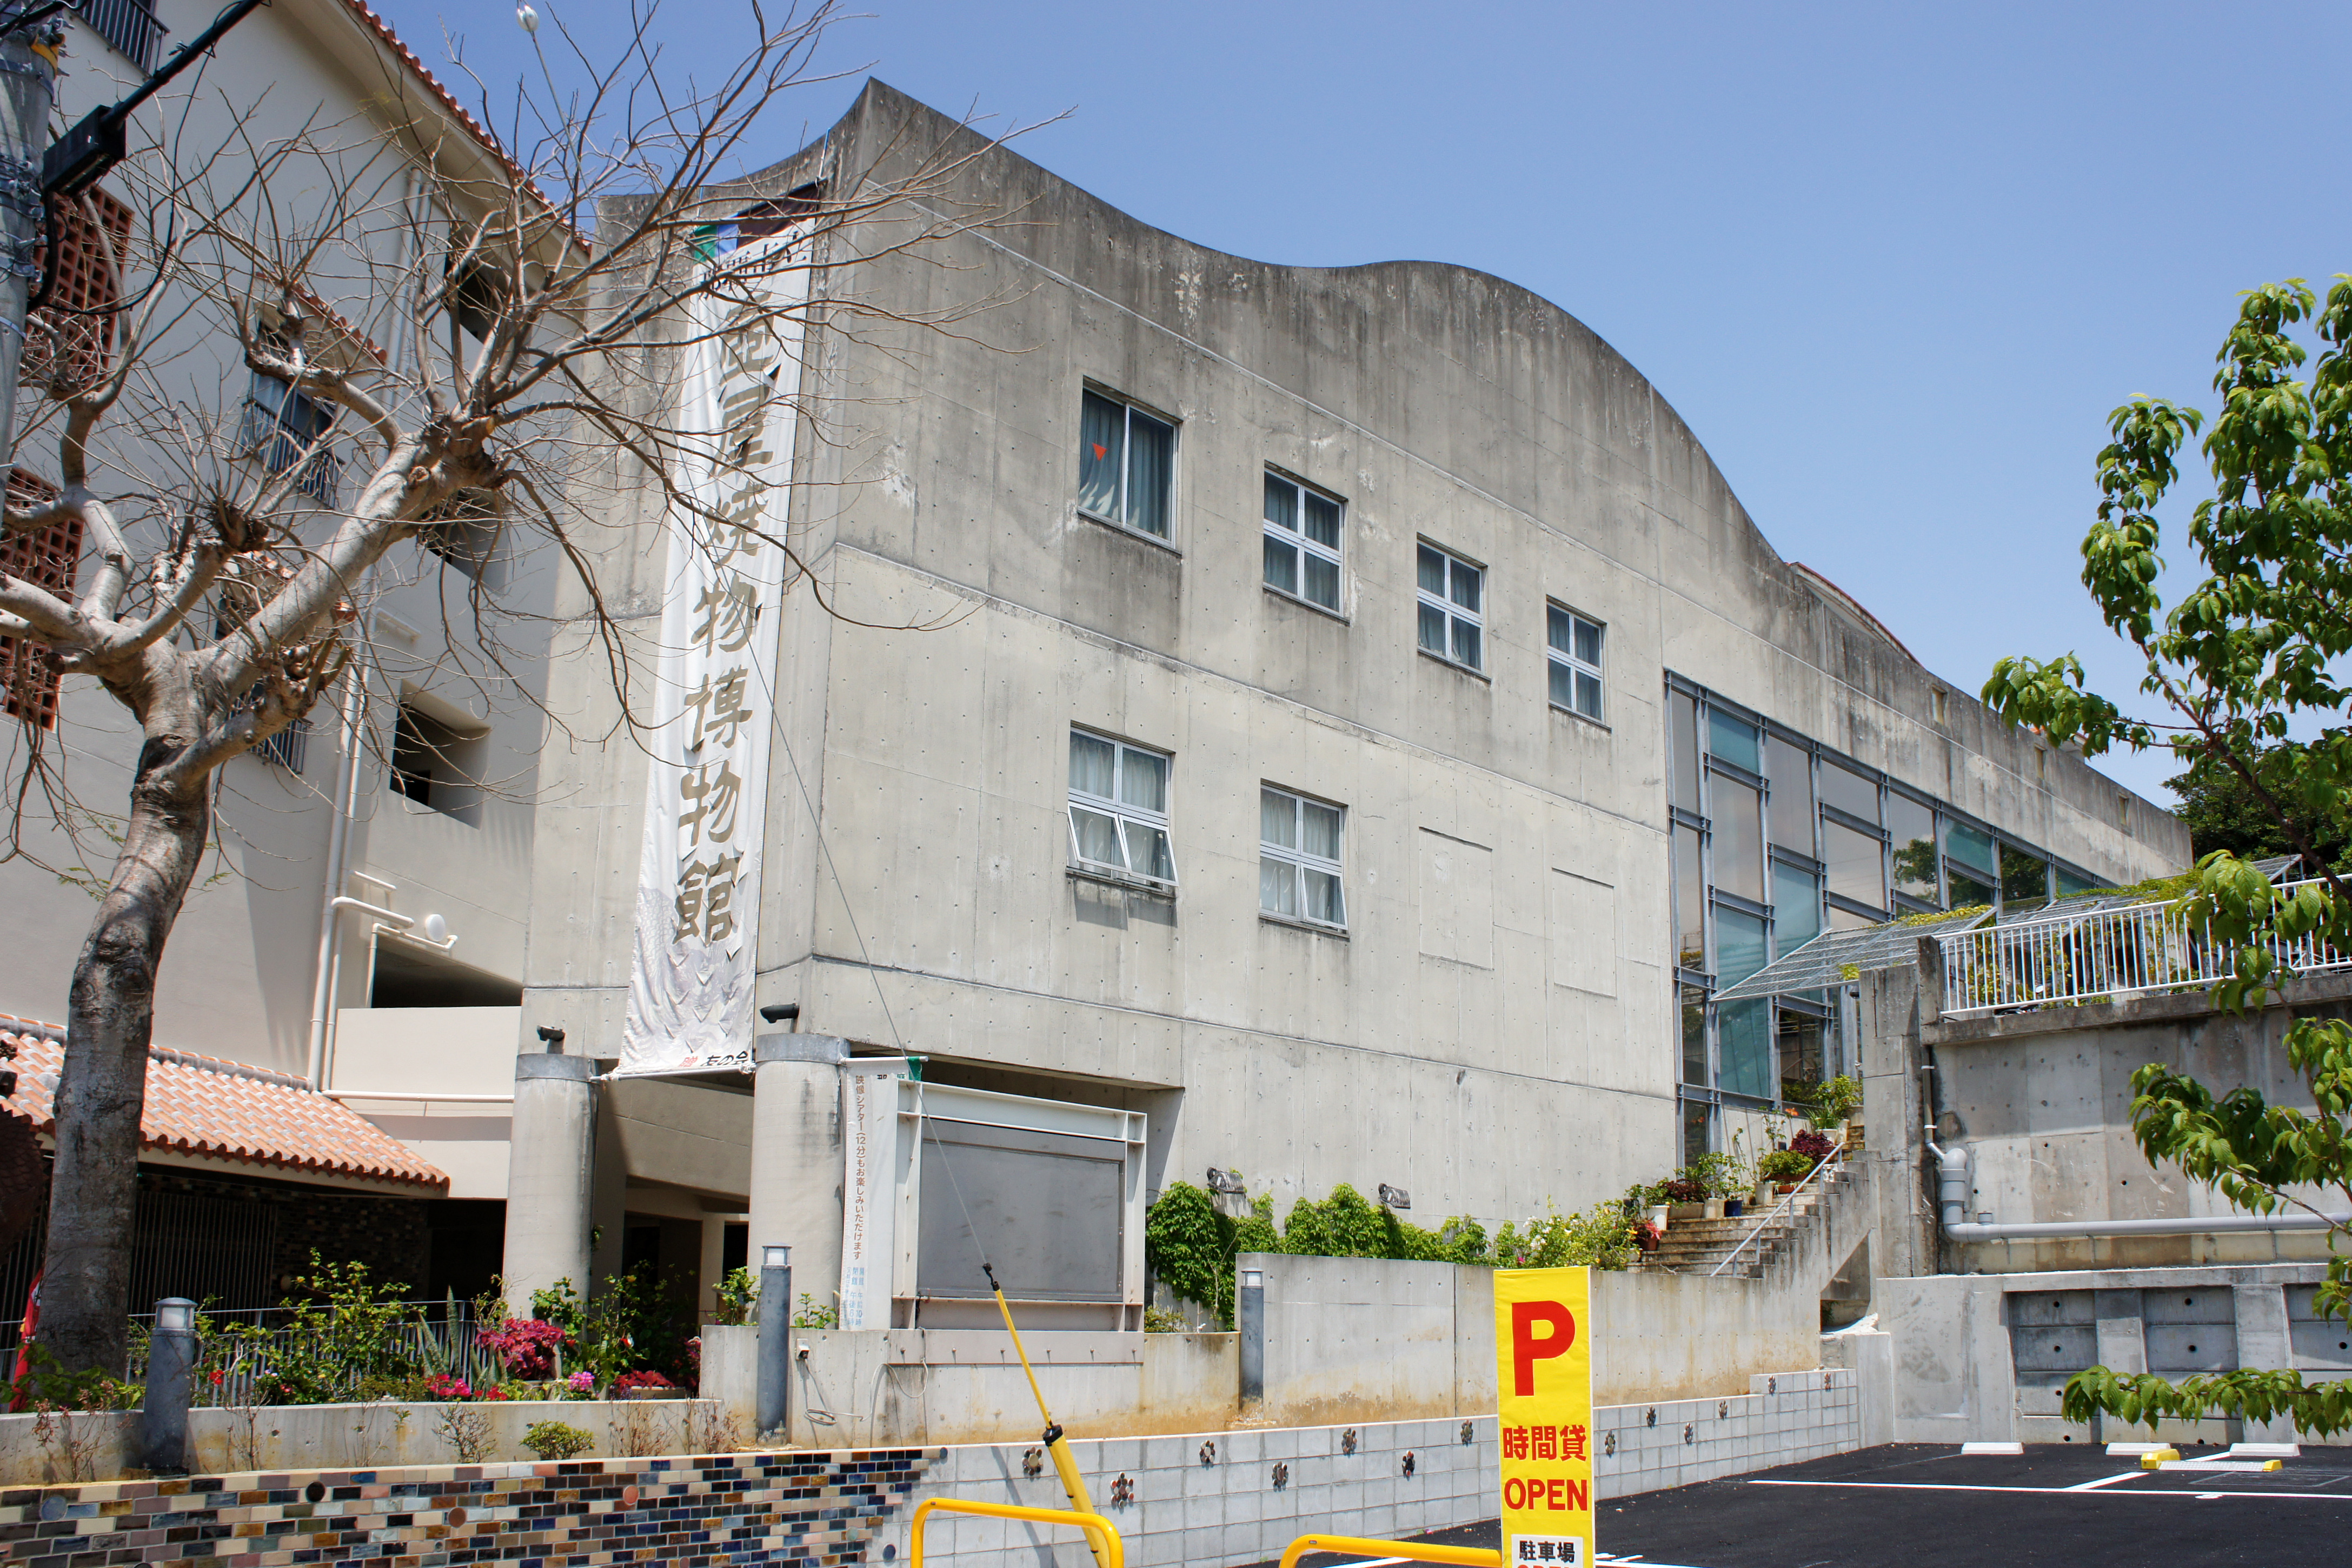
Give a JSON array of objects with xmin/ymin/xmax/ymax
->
[
  {"xmin": 502, "ymin": 83, "xmax": 2185, "ymax": 1329},
  {"xmin": 0, "ymin": 0, "xmax": 566, "ymax": 1321}
]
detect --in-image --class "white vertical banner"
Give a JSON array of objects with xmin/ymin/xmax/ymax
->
[
  {"xmin": 837, "ymin": 1065, "xmax": 901, "ymax": 1328},
  {"xmin": 619, "ymin": 232, "xmax": 810, "ymax": 1077}
]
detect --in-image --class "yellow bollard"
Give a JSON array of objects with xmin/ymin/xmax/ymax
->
[
  {"xmin": 908, "ymin": 1498, "xmax": 1124, "ymax": 1568},
  {"xmin": 1277, "ymin": 1535, "xmax": 1504, "ymax": 1568}
]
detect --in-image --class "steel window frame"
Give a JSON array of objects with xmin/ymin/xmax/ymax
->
[
  {"xmin": 1262, "ymin": 469, "xmax": 1344, "ymax": 611},
  {"xmin": 1066, "ymin": 729, "xmax": 1177, "ymax": 888},
  {"xmin": 1258, "ymin": 783, "xmax": 1346, "ymax": 929}
]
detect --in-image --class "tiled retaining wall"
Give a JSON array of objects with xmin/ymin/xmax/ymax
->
[
  {"xmin": 0, "ymin": 1449, "xmax": 930, "ymax": 1568},
  {"xmin": 0, "ymin": 1368, "xmax": 1861, "ymax": 1568},
  {"xmin": 893, "ymin": 1368, "xmax": 1863, "ymax": 1568}
]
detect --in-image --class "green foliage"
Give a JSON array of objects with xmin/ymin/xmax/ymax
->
[
  {"xmin": 1783, "ymin": 1074, "xmax": 1863, "ymax": 1130},
  {"xmin": 1489, "ymin": 1204, "xmax": 1642, "ymax": 1271},
  {"xmin": 212, "ymin": 1253, "xmax": 422, "ymax": 1406},
  {"xmin": 1757, "ymin": 1150, "xmax": 1815, "ymax": 1184},
  {"xmin": 1986, "ymin": 275, "xmax": 2352, "ymax": 1437},
  {"xmin": 533, "ymin": 1270, "xmax": 698, "ymax": 1386},
  {"xmin": 788, "ymin": 1293, "xmax": 838, "ymax": 1329},
  {"xmin": 521, "ymin": 1419, "xmax": 595, "ymax": 1461},
  {"xmin": 1678, "ymin": 1150, "xmax": 1749, "ymax": 1198},
  {"xmin": 1145, "ymin": 1178, "xmax": 1631, "ymax": 1328},
  {"xmin": 9, "ymin": 1341, "xmax": 138, "ymax": 1412},
  {"xmin": 1142, "ymin": 1306, "xmax": 1190, "ymax": 1333},
  {"xmin": 709, "ymin": 1267, "xmax": 758, "ymax": 1327}
]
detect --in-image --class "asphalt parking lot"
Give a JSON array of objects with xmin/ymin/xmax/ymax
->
[{"xmin": 1275, "ymin": 1443, "xmax": 2352, "ymax": 1568}]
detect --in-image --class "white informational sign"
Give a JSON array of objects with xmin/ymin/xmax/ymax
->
[
  {"xmin": 618, "ymin": 232, "xmax": 810, "ymax": 1077},
  {"xmin": 836, "ymin": 1064, "xmax": 903, "ymax": 1328}
]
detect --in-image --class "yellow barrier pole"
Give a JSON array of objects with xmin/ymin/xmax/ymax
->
[
  {"xmin": 1277, "ymin": 1536, "xmax": 1505, "ymax": 1568},
  {"xmin": 988, "ymin": 1278, "xmax": 1109, "ymax": 1568},
  {"xmin": 909, "ymin": 1497, "xmax": 1125, "ymax": 1568}
]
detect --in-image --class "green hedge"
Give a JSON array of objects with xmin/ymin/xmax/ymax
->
[{"xmin": 1144, "ymin": 1180, "xmax": 1637, "ymax": 1328}]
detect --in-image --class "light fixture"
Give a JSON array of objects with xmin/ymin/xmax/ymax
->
[
  {"xmin": 155, "ymin": 1298, "xmax": 196, "ymax": 1333},
  {"xmin": 1378, "ymin": 1183, "xmax": 1412, "ymax": 1211},
  {"xmin": 1206, "ymin": 1167, "xmax": 1246, "ymax": 1195},
  {"xmin": 1239, "ymin": 1270, "xmax": 1263, "ymax": 1290},
  {"xmin": 536, "ymin": 1026, "xmax": 566, "ymax": 1053},
  {"xmin": 418, "ymin": 912, "xmax": 449, "ymax": 944},
  {"xmin": 762, "ymin": 1245, "xmax": 790, "ymax": 1270},
  {"xmin": 759, "ymin": 1002, "xmax": 800, "ymax": 1027},
  {"xmin": 517, "ymin": 4, "xmax": 540, "ymax": 31}
]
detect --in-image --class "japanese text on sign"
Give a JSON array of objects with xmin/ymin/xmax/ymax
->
[{"xmin": 1493, "ymin": 1267, "xmax": 1594, "ymax": 1568}]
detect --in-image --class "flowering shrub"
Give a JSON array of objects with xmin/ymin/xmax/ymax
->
[
  {"xmin": 478, "ymin": 1317, "xmax": 569, "ymax": 1380},
  {"xmin": 567, "ymin": 1370, "xmax": 595, "ymax": 1393},
  {"xmin": 424, "ymin": 1373, "xmax": 473, "ymax": 1400},
  {"xmin": 613, "ymin": 1368, "xmax": 675, "ymax": 1391},
  {"xmin": 1789, "ymin": 1129, "xmax": 1838, "ymax": 1164},
  {"xmin": 1659, "ymin": 1177, "xmax": 1709, "ymax": 1204}
]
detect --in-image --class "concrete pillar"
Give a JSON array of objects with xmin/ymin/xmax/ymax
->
[
  {"xmin": 697, "ymin": 1214, "xmax": 732, "ymax": 1325},
  {"xmin": 2232, "ymin": 1283, "xmax": 2298, "ymax": 1443},
  {"xmin": 501, "ymin": 1052, "xmax": 596, "ymax": 1305},
  {"xmin": 747, "ymin": 1033, "xmax": 847, "ymax": 1323}
]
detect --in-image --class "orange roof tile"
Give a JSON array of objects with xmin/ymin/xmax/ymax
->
[{"xmin": 0, "ymin": 1015, "xmax": 447, "ymax": 1193}]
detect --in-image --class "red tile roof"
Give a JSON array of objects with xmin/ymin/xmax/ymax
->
[{"xmin": 0, "ymin": 1015, "xmax": 447, "ymax": 1192}]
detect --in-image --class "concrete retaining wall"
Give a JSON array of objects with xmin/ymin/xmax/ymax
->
[{"xmin": 0, "ymin": 1399, "xmax": 726, "ymax": 1488}]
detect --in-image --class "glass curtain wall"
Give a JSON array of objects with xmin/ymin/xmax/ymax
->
[{"xmin": 1665, "ymin": 676, "xmax": 2082, "ymax": 1155}]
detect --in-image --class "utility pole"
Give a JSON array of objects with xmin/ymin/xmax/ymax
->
[{"xmin": 0, "ymin": 4, "xmax": 61, "ymax": 466}]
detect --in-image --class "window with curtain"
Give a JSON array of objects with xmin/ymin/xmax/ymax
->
[
  {"xmin": 1259, "ymin": 786, "xmax": 1345, "ymax": 927},
  {"xmin": 1263, "ymin": 472, "xmax": 1343, "ymax": 611},
  {"xmin": 1067, "ymin": 729, "xmax": 1175, "ymax": 884},
  {"xmin": 1416, "ymin": 542, "xmax": 1484, "ymax": 670},
  {"xmin": 1078, "ymin": 390, "xmax": 1175, "ymax": 538},
  {"xmin": 1547, "ymin": 604, "xmax": 1604, "ymax": 720}
]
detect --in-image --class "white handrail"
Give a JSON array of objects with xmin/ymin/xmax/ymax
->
[
  {"xmin": 1935, "ymin": 876, "xmax": 2352, "ymax": 1019},
  {"xmin": 1709, "ymin": 1143, "xmax": 1845, "ymax": 1278}
]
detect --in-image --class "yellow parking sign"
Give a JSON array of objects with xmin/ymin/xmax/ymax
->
[{"xmin": 1493, "ymin": 1267, "xmax": 1594, "ymax": 1568}]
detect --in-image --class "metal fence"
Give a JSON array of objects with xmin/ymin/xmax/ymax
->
[
  {"xmin": 75, "ymin": 0, "xmax": 167, "ymax": 73},
  {"xmin": 116, "ymin": 1299, "xmax": 508, "ymax": 1408},
  {"xmin": 1936, "ymin": 875, "xmax": 2352, "ymax": 1018}
]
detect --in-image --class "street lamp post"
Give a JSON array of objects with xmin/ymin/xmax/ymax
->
[{"xmin": 755, "ymin": 1244, "xmax": 791, "ymax": 1440}]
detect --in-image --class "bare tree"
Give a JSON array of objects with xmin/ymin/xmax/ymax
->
[{"xmin": 2, "ymin": 0, "xmax": 1013, "ymax": 1378}]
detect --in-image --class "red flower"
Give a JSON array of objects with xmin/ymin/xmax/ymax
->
[{"xmin": 208, "ymin": 1368, "xmax": 224, "ymax": 1386}]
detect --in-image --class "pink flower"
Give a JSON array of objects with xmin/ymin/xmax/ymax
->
[{"xmin": 567, "ymin": 1371, "xmax": 594, "ymax": 1392}]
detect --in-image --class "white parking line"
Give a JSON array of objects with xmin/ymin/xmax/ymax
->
[
  {"xmin": 1747, "ymin": 1478, "xmax": 2344, "ymax": 1502},
  {"xmin": 2061, "ymin": 1469, "xmax": 2150, "ymax": 1491}
]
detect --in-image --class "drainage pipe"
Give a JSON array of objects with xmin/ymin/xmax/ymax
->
[
  {"xmin": 303, "ymin": 666, "xmax": 367, "ymax": 1088},
  {"xmin": 1925, "ymin": 1124, "xmax": 2349, "ymax": 1241}
]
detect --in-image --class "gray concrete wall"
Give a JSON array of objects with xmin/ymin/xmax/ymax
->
[
  {"xmin": 521, "ymin": 79, "xmax": 2186, "ymax": 1259},
  {"xmin": 1877, "ymin": 1263, "xmax": 2334, "ymax": 1446},
  {"xmin": 0, "ymin": 1398, "xmax": 723, "ymax": 1487},
  {"xmin": 1915, "ymin": 964, "xmax": 2348, "ymax": 1272}
]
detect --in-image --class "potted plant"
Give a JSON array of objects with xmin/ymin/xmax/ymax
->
[
  {"xmin": 1757, "ymin": 1148, "xmax": 1813, "ymax": 1194},
  {"xmin": 1660, "ymin": 1174, "xmax": 1709, "ymax": 1222}
]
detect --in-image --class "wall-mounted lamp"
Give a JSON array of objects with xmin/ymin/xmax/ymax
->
[
  {"xmin": 1206, "ymin": 1167, "xmax": 1246, "ymax": 1195},
  {"xmin": 759, "ymin": 1003, "xmax": 800, "ymax": 1028},
  {"xmin": 1378, "ymin": 1184, "xmax": 1412, "ymax": 1211},
  {"xmin": 536, "ymin": 1026, "xmax": 566, "ymax": 1054}
]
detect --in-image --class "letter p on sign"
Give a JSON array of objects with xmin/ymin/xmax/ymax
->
[
  {"xmin": 1511, "ymin": 1300, "xmax": 1576, "ymax": 1396},
  {"xmin": 1494, "ymin": 1267, "xmax": 1594, "ymax": 1568}
]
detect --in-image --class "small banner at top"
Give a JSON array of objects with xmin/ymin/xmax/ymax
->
[
  {"xmin": 617, "ymin": 229, "xmax": 810, "ymax": 1077},
  {"xmin": 1493, "ymin": 1266, "xmax": 1594, "ymax": 1568}
]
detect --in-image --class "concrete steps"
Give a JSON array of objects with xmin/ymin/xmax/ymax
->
[{"xmin": 1638, "ymin": 1173, "xmax": 1848, "ymax": 1279}]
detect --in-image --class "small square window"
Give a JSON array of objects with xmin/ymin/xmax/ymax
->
[
  {"xmin": 1260, "ymin": 786, "xmax": 1344, "ymax": 928},
  {"xmin": 1416, "ymin": 542, "xmax": 1483, "ymax": 672},
  {"xmin": 1068, "ymin": 729, "xmax": 1176, "ymax": 885},
  {"xmin": 1263, "ymin": 471, "xmax": 1343, "ymax": 612},
  {"xmin": 1079, "ymin": 389, "xmax": 1175, "ymax": 539},
  {"xmin": 1547, "ymin": 603, "xmax": 1604, "ymax": 720}
]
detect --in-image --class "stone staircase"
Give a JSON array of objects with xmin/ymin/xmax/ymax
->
[{"xmin": 1638, "ymin": 1165, "xmax": 1854, "ymax": 1280}]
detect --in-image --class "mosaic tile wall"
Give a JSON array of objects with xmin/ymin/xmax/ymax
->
[{"xmin": 0, "ymin": 1448, "xmax": 933, "ymax": 1568}]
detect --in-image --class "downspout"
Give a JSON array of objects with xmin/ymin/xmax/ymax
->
[{"xmin": 303, "ymin": 663, "xmax": 367, "ymax": 1087}]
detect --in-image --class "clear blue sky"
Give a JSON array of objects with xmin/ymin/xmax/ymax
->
[{"xmin": 375, "ymin": 0, "xmax": 2352, "ymax": 811}]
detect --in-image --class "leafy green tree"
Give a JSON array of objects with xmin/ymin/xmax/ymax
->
[
  {"xmin": 1983, "ymin": 277, "xmax": 2352, "ymax": 1437},
  {"xmin": 2167, "ymin": 749, "xmax": 2352, "ymax": 868}
]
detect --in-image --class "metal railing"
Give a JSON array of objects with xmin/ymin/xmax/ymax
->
[
  {"xmin": 75, "ymin": 0, "xmax": 167, "ymax": 72},
  {"xmin": 117, "ymin": 1299, "xmax": 507, "ymax": 1408},
  {"xmin": 1277, "ymin": 1537, "xmax": 1501, "ymax": 1568},
  {"xmin": 1709, "ymin": 1144, "xmax": 1846, "ymax": 1279},
  {"xmin": 909, "ymin": 1499, "xmax": 1123, "ymax": 1568},
  {"xmin": 1935, "ymin": 875, "xmax": 2352, "ymax": 1019}
]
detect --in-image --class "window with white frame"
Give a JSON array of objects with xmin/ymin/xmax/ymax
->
[
  {"xmin": 1416, "ymin": 542, "xmax": 1483, "ymax": 670},
  {"xmin": 1260, "ymin": 786, "xmax": 1344, "ymax": 927},
  {"xmin": 1547, "ymin": 604, "xmax": 1604, "ymax": 720},
  {"xmin": 1078, "ymin": 389, "xmax": 1175, "ymax": 539},
  {"xmin": 1264, "ymin": 471, "xmax": 1343, "ymax": 611},
  {"xmin": 1067, "ymin": 730, "xmax": 1175, "ymax": 883}
]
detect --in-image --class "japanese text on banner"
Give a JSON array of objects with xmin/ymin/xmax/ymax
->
[{"xmin": 1494, "ymin": 1267, "xmax": 1594, "ymax": 1568}]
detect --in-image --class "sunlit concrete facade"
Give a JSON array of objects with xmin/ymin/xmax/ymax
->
[{"xmin": 507, "ymin": 82, "xmax": 2188, "ymax": 1319}]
